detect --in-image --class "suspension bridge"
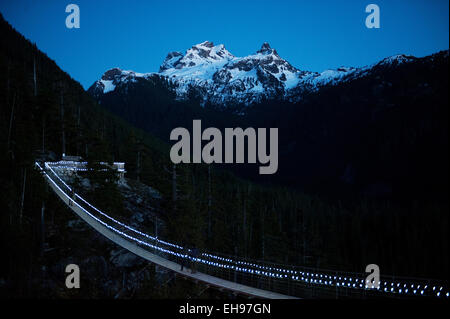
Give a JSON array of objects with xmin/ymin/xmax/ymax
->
[{"xmin": 35, "ymin": 161, "xmax": 449, "ymax": 299}]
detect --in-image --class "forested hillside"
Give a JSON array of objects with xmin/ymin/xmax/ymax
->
[{"xmin": 0, "ymin": 13, "xmax": 447, "ymax": 297}]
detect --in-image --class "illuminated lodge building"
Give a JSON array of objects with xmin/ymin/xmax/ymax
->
[{"xmin": 57, "ymin": 154, "xmax": 126, "ymax": 179}]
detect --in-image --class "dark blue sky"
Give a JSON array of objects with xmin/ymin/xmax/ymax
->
[{"xmin": 1, "ymin": 0, "xmax": 448, "ymax": 89}]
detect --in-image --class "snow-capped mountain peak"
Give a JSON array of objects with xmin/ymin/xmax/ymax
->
[
  {"xmin": 89, "ymin": 42, "xmax": 426, "ymax": 106},
  {"xmin": 376, "ymin": 54, "xmax": 415, "ymax": 67},
  {"xmin": 257, "ymin": 42, "xmax": 275, "ymax": 55},
  {"xmin": 101, "ymin": 67, "xmax": 123, "ymax": 81},
  {"xmin": 161, "ymin": 41, "xmax": 234, "ymax": 73}
]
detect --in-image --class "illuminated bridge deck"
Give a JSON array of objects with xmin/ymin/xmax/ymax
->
[
  {"xmin": 36, "ymin": 161, "xmax": 449, "ymax": 300},
  {"xmin": 40, "ymin": 162, "xmax": 297, "ymax": 299}
]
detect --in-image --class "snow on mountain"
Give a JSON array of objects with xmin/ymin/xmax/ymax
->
[
  {"xmin": 376, "ymin": 54, "xmax": 415, "ymax": 67},
  {"xmin": 89, "ymin": 42, "xmax": 419, "ymax": 106},
  {"xmin": 100, "ymin": 80, "xmax": 115, "ymax": 93}
]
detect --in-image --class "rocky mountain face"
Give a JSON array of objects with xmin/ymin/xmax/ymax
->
[{"xmin": 89, "ymin": 41, "xmax": 428, "ymax": 106}]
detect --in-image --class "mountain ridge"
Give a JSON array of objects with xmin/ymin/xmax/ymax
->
[{"xmin": 88, "ymin": 41, "xmax": 447, "ymax": 107}]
